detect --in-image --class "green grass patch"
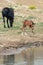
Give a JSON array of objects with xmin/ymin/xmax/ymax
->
[
  {"xmin": 0, "ymin": 16, "xmax": 43, "ymax": 35},
  {"xmin": 28, "ymin": 16, "xmax": 37, "ymax": 19}
]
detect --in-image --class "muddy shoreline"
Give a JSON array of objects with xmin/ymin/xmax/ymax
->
[
  {"xmin": 0, "ymin": 34, "xmax": 43, "ymax": 49},
  {"xmin": 0, "ymin": 40, "xmax": 43, "ymax": 55},
  {"xmin": 0, "ymin": 33, "xmax": 43, "ymax": 55}
]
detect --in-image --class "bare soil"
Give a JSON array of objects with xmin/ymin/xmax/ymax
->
[{"xmin": 0, "ymin": 31, "xmax": 43, "ymax": 49}]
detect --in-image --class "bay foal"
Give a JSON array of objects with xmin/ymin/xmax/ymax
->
[{"xmin": 21, "ymin": 20, "xmax": 35, "ymax": 35}]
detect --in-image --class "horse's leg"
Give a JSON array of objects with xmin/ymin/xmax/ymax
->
[
  {"xmin": 31, "ymin": 27, "xmax": 34, "ymax": 34},
  {"xmin": 3, "ymin": 17, "xmax": 6, "ymax": 28},
  {"xmin": 21, "ymin": 26, "xmax": 27, "ymax": 36},
  {"xmin": 10, "ymin": 22, "xmax": 13, "ymax": 27},
  {"xmin": 7, "ymin": 18, "xmax": 10, "ymax": 28},
  {"xmin": 29, "ymin": 25, "xmax": 34, "ymax": 34},
  {"xmin": 10, "ymin": 19, "xmax": 13, "ymax": 27}
]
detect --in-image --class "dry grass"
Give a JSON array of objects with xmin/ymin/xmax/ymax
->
[{"xmin": 0, "ymin": 0, "xmax": 43, "ymax": 47}]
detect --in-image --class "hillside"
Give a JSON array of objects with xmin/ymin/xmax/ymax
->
[
  {"xmin": 0, "ymin": 0, "xmax": 43, "ymax": 49},
  {"xmin": 0, "ymin": 0, "xmax": 43, "ymax": 9}
]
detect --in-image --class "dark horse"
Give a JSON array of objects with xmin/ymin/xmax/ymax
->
[{"xmin": 2, "ymin": 7, "xmax": 14, "ymax": 28}]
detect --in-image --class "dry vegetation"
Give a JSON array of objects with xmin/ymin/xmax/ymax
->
[{"xmin": 0, "ymin": 0, "xmax": 43, "ymax": 48}]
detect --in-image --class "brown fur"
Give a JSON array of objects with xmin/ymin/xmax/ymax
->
[{"xmin": 21, "ymin": 20, "xmax": 35, "ymax": 33}]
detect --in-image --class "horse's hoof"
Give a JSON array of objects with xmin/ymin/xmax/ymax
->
[
  {"xmin": 21, "ymin": 32, "xmax": 24, "ymax": 36},
  {"xmin": 8, "ymin": 26, "xmax": 10, "ymax": 28},
  {"xmin": 24, "ymin": 32, "xmax": 27, "ymax": 36},
  {"xmin": 4, "ymin": 26, "xmax": 6, "ymax": 28}
]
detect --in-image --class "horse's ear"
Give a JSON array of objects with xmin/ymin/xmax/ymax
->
[
  {"xmin": 33, "ymin": 23, "xmax": 35, "ymax": 25},
  {"xmin": 32, "ymin": 22, "xmax": 35, "ymax": 25}
]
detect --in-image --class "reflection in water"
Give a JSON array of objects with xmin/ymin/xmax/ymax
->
[
  {"xmin": 4, "ymin": 55, "xmax": 14, "ymax": 65},
  {"xmin": 22, "ymin": 48, "xmax": 34, "ymax": 65},
  {"xmin": 0, "ymin": 47, "xmax": 43, "ymax": 65},
  {"xmin": 34, "ymin": 59, "xmax": 43, "ymax": 65}
]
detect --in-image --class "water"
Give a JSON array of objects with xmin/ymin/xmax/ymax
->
[
  {"xmin": 34, "ymin": 59, "xmax": 43, "ymax": 65},
  {"xmin": 0, "ymin": 46, "xmax": 43, "ymax": 65}
]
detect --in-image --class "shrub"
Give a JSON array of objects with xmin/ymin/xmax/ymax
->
[{"xmin": 29, "ymin": 5, "xmax": 36, "ymax": 10}]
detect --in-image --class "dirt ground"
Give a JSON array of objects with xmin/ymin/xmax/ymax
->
[
  {"xmin": 0, "ymin": 31, "xmax": 43, "ymax": 49},
  {"xmin": 0, "ymin": 0, "xmax": 43, "ymax": 49}
]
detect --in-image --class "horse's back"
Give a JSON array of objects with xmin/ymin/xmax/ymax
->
[
  {"xmin": 2, "ymin": 7, "xmax": 14, "ymax": 18},
  {"xmin": 23, "ymin": 20, "xmax": 33, "ymax": 26},
  {"xmin": 2, "ymin": 7, "xmax": 9, "ymax": 17},
  {"xmin": 8, "ymin": 8, "xmax": 14, "ymax": 19}
]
